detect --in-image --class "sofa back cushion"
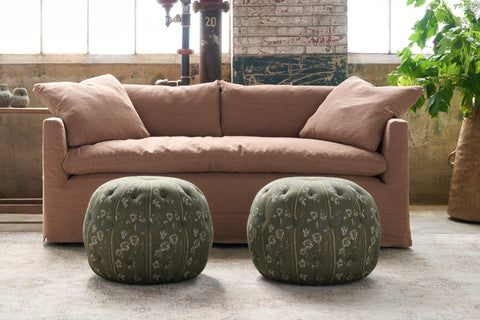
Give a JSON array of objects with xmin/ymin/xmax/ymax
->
[
  {"xmin": 33, "ymin": 74, "xmax": 150, "ymax": 147},
  {"xmin": 219, "ymin": 81, "xmax": 334, "ymax": 137},
  {"xmin": 124, "ymin": 82, "xmax": 222, "ymax": 137}
]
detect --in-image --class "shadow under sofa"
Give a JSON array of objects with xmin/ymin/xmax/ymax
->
[{"xmin": 39, "ymin": 76, "xmax": 422, "ymax": 247}]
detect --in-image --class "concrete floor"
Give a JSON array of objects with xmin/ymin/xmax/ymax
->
[
  {"xmin": 1, "ymin": 205, "xmax": 480, "ymax": 319},
  {"xmin": 409, "ymin": 205, "xmax": 480, "ymax": 235},
  {"xmin": 1, "ymin": 205, "xmax": 478, "ymax": 235},
  {"xmin": 0, "ymin": 213, "xmax": 42, "ymax": 232}
]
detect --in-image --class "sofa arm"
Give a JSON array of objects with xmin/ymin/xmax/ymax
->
[
  {"xmin": 379, "ymin": 118, "xmax": 408, "ymax": 186},
  {"xmin": 43, "ymin": 117, "xmax": 69, "ymax": 182}
]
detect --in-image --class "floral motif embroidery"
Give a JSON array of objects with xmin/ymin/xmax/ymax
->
[
  {"xmin": 83, "ymin": 177, "xmax": 213, "ymax": 284},
  {"xmin": 247, "ymin": 177, "xmax": 381, "ymax": 285}
]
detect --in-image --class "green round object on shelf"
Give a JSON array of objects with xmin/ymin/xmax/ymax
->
[
  {"xmin": 83, "ymin": 176, "xmax": 213, "ymax": 284},
  {"xmin": 247, "ymin": 177, "xmax": 381, "ymax": 285}
]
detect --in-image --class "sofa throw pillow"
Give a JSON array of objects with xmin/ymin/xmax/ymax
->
[
  {"xmin": 33, "ymin": 74, "xmax": 150, "ymax": 147},
  {"xmin": 299, "ymin": 76, "xmax": 424, "ymax": 151}
]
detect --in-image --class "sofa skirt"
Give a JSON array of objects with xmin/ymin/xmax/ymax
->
[{"xmin": 43, "ymin": 172, "xmax": 411, "ymax": 247}]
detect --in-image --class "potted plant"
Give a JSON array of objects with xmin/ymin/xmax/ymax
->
[{"xmin": 389, "ymin": 0, "xmax": 480, "ymax": 221}]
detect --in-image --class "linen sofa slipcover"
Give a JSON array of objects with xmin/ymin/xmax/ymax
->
[{"xmin": 36, "ymin": 75, "xmax": 424, "ymax": 247}]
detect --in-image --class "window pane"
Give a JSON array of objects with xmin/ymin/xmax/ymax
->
[
  {"xmin": 89, "ymin": 0, "xmax": 135, "ymax": 54},
  {"xmin": 137, "ymin": 0, "xmax": 229, "ymax": 54},
  {"xmin": 0, "ymin": 0, "xmax": 40, "ymax": 54},
  {"xmin": 136, "ymin": 0, "xmax": 182, "ymax": 53},
  {"xmin": 392, "ymin": 0, "xmax": 461, "ymax": 54},
  {"xmin": 348, "ymin": 0, "xmax": 389, "ymax": 53},
  {"xmin": 391, "ymin": 1, "xmax": 431, "ymax": 54},
  {"xmin": 43, "ymin": 0, "xmax": 87, "ymax": 53}
]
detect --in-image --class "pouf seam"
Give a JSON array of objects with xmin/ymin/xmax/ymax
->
[
  {"xmin": 352, "ymin": 187, "xmax": 367, "ymax": 278},
  {"xmin": 320, "ymin": 181, "xmax": 337, "ymax": 285},
  {"xmin": 292, "ymin": 181, "xmax": 308, "ymax": 284},
  {"xmin": 112, "ymin": 184, "xmax": 128, "ymax": 282}
]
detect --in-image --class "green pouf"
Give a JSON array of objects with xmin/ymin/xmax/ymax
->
[
  {"xmin": 247, "ymin": 177, "xmax": 381, "ymax": 285},
  {"xmin": 83, "ymin": 176, "xmax": 213, "ymax": 284}
]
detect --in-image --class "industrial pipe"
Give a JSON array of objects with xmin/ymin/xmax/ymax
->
[
  {"xmin": 156, "ymin": 0, "xmax": 193, "ymax": 86},
  {"xmin": 157, "ymin": 0, "xmax": 177, "ymax": 27},
  {"xmin": 193, "ymin": 0, "xmax": 229, "ymax": 83},
  {"xmin": 178, "ymin": 0, "xmax": 193, "ymax": 85}
]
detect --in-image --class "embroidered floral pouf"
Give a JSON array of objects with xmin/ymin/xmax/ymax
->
[
  {"xmin": 247, "ymin": 177, "xmax": 381, "ymax": 285},
  {"xmin": 83, "ymin": 176, "xmax": 213, "ymax": 284}
]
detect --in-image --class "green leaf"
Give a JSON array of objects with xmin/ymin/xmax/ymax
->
[
  {"xmin": 399, "ymin": 47, "xmax": 413, "ymax": 62},
  {"xmin": 426, "ymin": 86, "xmax": 453, "ymax": 117},
  {"xmin": 427, "ymin": 21, "xmax": 439, "ymax": 38},
  {"xmin": 449, "ymin": 26, "xmax": 462, "ymax": 34},
  {"xmin": 411, "ymin": 8, "xmax": 439, "ymax": 48},
  {"xmin": 399, "ymin": 76, "xmax": 414, "ymax": 86},
  {"xmin": 414, "ymin": 0, "xmax": 426, "ymax": 7},
  {"xmin": 429, "ymin": 0, "xmax": 441, "ymax": 10},
  {"xmin": 387, "ymin": 72, "xmax": 399, "ymax": 86},
  {"xmin": 418, "ymin": 58, "xmax": 438, "ymax": 77},
  {"xmin": 391, "ymin": 0, "xmax": 479, "ymax": 118},
  {"xmin": 461, "ymin": 89, "xmax": 474, "ymax": 117},
  {"xmin": 446, "ymin": 63, "xmax": 460, "ymax": 75},
  {"xmin": 413, "ymin": 95, "xmax": 426, "ymax": 112},
  {"xmin": 434, "ymin": 6, "xmax": 448, "ymax": 22},
  {"xmin": 409, "ymin": 30, "xmax": 428, "ymax": 48},
  {"xmin": 425, "ymin": 81, "xmax": 437, "ymax": 96},
  {"xmin": 433, "ymin": 33, "xmax": 445, "ymax": 52},
  {"xmin": 465, "ymin": 7, "xmax": 477, "ymax": 24},
  {"xmin": 451, "ymin": 36, "xmax": 464, "ymax": 49}
]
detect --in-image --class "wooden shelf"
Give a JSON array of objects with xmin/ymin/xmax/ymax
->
[
  {"xmin": 0, "ymin": 198, "xmax": 42, "ymax": 204},
  {"xmin": 0, "ymin": 198, "xmax": 42, "ymax": 214},
  {"xmin": 0, "ymin": 214, "xmax": 42, "ymax": 223},
  {"xmin": 0, "ymin": 107, "xmax": 50, "ymax": 114}
]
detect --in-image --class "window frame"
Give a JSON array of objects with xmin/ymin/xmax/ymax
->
[
  {"xmin": 0, "ymin": 0, "xmax": 231, "ymax": 58},
  {"xmin": 0, "ymin": 53, "xmax": 232, "ymax": 65},
  {"xmin": 347, "ymin": 0, "xmax": 426, "ymax": 64}
]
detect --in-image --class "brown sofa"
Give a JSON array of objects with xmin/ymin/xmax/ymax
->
[{"xmin": 36, "ymin": 75, "xmax": 423, "ymax": 247}]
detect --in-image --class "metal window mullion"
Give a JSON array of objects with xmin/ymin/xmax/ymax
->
[
  {"xmin": 134, "ymin": 0, "xmax": 137, "ymax": 55},
  {"xmin": 40, "ymin": 0, "xmax": 44, "ymax": 54},
  {"xmin": 388, "ymin": 0, "xmax": 392, "ymax": 54},
  {"xmin": 87, "ymin": 0, "xmax": 90, "ymax": 54}
]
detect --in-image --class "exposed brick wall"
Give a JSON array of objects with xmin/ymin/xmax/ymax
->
[{"xmin": 232, "ymin": 0, "xmax": 347, "ymax": 56}]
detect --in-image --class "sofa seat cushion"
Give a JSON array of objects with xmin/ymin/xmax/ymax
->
[{"xmin": 63, "ymin": 136, "xmax": 387, "ymax": 176}]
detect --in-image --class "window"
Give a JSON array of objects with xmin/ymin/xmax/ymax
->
[
  {"xmin": 43, "ymin": 0, "xmax": 88, "ymax": 53},
  {"xmin": 0, "ymin": 0, "xmax": 230, "ymax": 54},
  {"xmin": 348, "ymin": 0, "xmax": 461, "ymax": 54},
  {"xmin": 1, "ymin": 0, "xmax": 41, "ymax": 54}
]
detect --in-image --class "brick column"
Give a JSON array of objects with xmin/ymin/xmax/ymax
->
[{"xmin": 232, "ymin": 0, "xmax": 347, "ymax": 85}]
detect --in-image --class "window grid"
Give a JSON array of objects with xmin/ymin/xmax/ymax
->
[
  {"xmin": 0, "ymin": 0, "xmax": 229, "ymax": 55},
  {"xmin": 40, "ymin": 0, "xmax": 43, "ymax": 54},
  {"xmin": 87, "ymin": 0, "xmax": 90, "ymax": 54},
  {"xmin": 387, "ymin": 0, "xmax": 392, "ymax": 54}
]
